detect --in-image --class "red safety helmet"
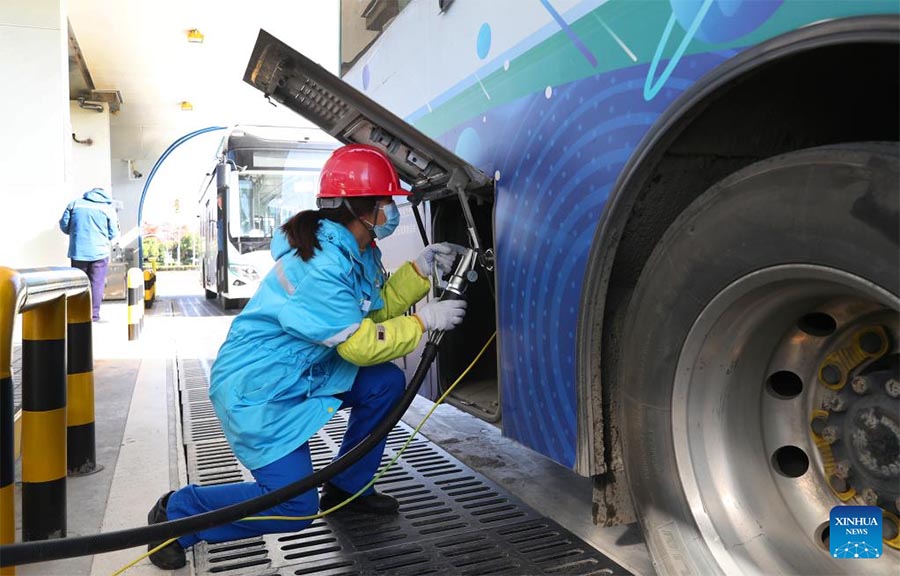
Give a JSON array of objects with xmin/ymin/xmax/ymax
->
[{"xmin": 317, "ymin": 144, "xmax": 408, "ymax": 207}]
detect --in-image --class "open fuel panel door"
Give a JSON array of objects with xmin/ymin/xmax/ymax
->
[
  {"xmin": 244, "ymin": 30, "xmax": 500, "ymax": 423},
  {"xmin": 243, "ymin": 29, "xmax": 492, "ymax": 204}
]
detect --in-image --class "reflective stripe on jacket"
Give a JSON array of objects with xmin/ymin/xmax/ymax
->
[
  {"xmin": 336, "ymin": 262, "xmax": 429, "ymax": 365},
  {"xmin": 209, "ymin": 220, "xmax": 429, "ymax": 470}
]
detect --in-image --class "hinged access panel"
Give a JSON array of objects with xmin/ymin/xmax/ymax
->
[{"xmin": 244, "ymin": 30, "xmax": 493, "ymax": 204}]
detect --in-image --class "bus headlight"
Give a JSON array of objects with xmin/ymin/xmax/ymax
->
[{"xmin": 229, "ymin": 264, "xmax": 259, "ymax": 285}]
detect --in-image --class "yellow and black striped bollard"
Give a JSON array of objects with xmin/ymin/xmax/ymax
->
[
  {"xmin": 127, "ymin": 268, "xmax": 143, "ymax": 340},
  {"xmin": 66, "ymin": 291, "xmax": 97, "ymax": 475},
  {"xmin": 0, "ymin": 268, "xmax": 21, "ymax": 574},
  {"xmin": 21, "ymin": 296, "xmax": 67, "ymax": 540},
  {"xmin": 0, "ymin": 353, "xmax": 12, "ymax": 576},
  {"xmin": 143, "ymin": 268, "xmax": 156, "ymax": 309}
]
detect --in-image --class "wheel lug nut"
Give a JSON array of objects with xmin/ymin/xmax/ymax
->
[
  {"xmin": 861, "ymin": 487, "xmax": 878, "ymax": 506},
  {"xmin": 821, "ymin": 364, "xmax": 842, "ymax": 386},
  {"xmin": 851, "ymin": 376, "xmax": 869, "ymax": 395},
  {"xmin": 822, "ymin": 426, "xmax": 840, "ymax": 444},
  {"xmin": 858, "ymin": 330, "xmax": 884, "ymax": 355},
  {"xmin": 885, "ymin": 378, "xmax": 900, "ymax": 399},
  {"xmin": 823, "ymin": 394, "xmax": 847, "ymax": 412},
  {"xmin": 829, "ymin": 474, "xmax": 849, "ymax": 493},
  {"xmin": 885, "ymin": 518, "xmax": 900, "ymax": 541},
  {"xmin": 833, "ymin": 460, "xmax": 851, "ymax": 479},
  {"xmin": 810, "ymin": 414, "xmax": 829, "ymax": 435}
]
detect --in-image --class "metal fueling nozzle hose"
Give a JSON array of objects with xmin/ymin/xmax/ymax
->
[
  {"xmin": 0, "ymin": 250, "xmax": 479, "ymax": 568},
  {"xmin": 428, "ymin": 247, "xmax": 477, "ymax": 346}
]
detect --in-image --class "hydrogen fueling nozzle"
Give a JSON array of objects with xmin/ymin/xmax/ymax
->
[
  {"xmin": 428, "ymin": 247, "xmax": 478, "ymax": 346},
  {"xmin": 441, "ymin": 247, "xmax": 478, "ymax": 301}
]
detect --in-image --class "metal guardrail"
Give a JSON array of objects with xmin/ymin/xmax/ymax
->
[{"xmin": 0, "ymin": 266, "xmax": 98, "ymax": 576}]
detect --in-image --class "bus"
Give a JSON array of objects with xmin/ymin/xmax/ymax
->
[
  {"xmin": 199, "ymin": 126, "xmax": 339, "ymax": 309},
  {"xmin": 245, "ymin": 1, "xmax": 899, "ymax": 573}
]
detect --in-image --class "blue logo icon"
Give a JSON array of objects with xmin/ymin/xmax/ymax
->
[{"xmin": 830, "ymin": 506, "xmax": 882, "ymax": 559}]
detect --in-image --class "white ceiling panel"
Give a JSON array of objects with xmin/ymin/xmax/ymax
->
[{"xmin": 68, "ymin": 0, "xmax": 340, "ymax": 160}]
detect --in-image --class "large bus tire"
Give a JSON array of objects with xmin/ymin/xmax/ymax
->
[{"xmin": 618, "ymin": 143, "xmax": 899, "ymax": 575}]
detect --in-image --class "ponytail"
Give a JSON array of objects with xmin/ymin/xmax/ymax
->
[
  {"xmin": 281, "ymin": 197, "xmax": 380, "ymax": 261},
  {"xmin": 281, "ymin": 210, "xmax": 327, "ymax": 261}
]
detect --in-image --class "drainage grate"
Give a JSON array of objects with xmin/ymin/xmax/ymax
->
[
  {"xmin": 179, "ymin": 358, "xmax": 628, "ymax": 576},
  {"xmin": 147, "ymin": 294, "xmax": 240, "ymax": 318}
]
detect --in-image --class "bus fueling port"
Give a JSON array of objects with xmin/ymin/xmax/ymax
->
[{"xmin": 431, "ymin": 190, "xmax": 499, "ymax": 422}]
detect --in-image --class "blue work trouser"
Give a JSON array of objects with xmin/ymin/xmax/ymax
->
[{"xmin": 166, "ymin": 362, "xmax": 406, "ymax": 547}]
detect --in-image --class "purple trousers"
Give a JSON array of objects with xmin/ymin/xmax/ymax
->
[{"xmin": 71, "ymin": 258, "xmax": 109, "ymax": 321}]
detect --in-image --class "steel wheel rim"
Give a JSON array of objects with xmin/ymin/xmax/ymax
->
[{"xmin": 672, "ymin": 264, "xmax": 899, "ymax": 574}]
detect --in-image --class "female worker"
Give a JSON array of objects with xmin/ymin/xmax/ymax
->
[{"xmin": 146, "ymin": 144, "xmax": 467, "ymax": 569}]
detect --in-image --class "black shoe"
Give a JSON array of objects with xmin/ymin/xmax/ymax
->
[
  {"xmin": 147, "ymin": 491, "xmax": 187, "ymax": 570},
  {"xmin": 319, "ymin": 482, "xmax": 399, "ymax": 515}
]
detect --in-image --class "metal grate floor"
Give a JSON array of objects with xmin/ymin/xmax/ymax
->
[
  {"xmin": 147, "ymin": 295, "xmax": 241, "ymax": 318},
  {"xmin": 179, "ymin": 359, "xmax": 628, "ymax": 576}
]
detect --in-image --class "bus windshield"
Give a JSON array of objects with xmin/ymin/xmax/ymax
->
[
  {"xmin": 232, "ymin": 171, "xmax": 320, "ymax": 240},
  {"xmin": 228, "ymin": 147, "xmax": 334, "ymax": 242}
]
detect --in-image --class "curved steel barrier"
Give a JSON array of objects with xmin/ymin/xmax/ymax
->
[{"xmin": 0, "ymin": 267, "xmax": 95, "ymax": 575}]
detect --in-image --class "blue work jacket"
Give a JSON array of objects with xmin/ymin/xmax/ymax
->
[
  {"xmin": 58, "ymin": 188, "xmax": 120, "ymax": 261},
  {"xmin": 209, "ymin": 220, "xmax": 387, "ymax": 470}
]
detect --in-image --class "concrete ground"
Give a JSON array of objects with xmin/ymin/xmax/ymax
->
[{"xmin": 6, "ymin": 271, "xmax": 653, "ymax": 576}]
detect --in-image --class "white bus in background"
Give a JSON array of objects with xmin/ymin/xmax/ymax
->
[{"xmin": 199, "ymin": 126, "xmax": 339, "ymax": 309}]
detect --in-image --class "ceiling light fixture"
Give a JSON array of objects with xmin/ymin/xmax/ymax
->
[
  {"xmin": 180, "ymin": 101, "xmax": 194, "ymax": 111},
  {"xmin": 187, "ymin": 28, "xmax": 204, "ymax": 43}
]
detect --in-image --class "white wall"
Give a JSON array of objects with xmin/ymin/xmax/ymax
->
[
  {"xmin": 110, "ymin": 156, "xmax": 144, "ymax": 258},
  {"xmin": 0, "ymin": 0, "xmax": 70, "ymax": 268},
  {"xmin": 69, "ymin": 101, "xmax": 112, "ymax": 197}
]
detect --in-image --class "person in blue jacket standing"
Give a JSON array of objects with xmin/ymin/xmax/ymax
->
[
  {"xmin": 59, "ymin": 187, "xmax": 120, "ymax": 321},
  {"xmin": 146, "ymin": 144, "xmax": 468, "ymax": 569}
]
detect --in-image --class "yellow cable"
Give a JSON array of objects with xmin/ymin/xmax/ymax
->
[
  {"xmin": 111, "ymin": 539, "xmax": 178, "ymax": 576},
  {"xmin": 112, "ymin": 332, "xmax": 497, "ymax": 575}
]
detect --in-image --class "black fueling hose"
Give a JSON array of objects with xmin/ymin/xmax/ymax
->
[{"xmin": 0, "ymin": 341, "xmax": 440, "ymax": 567}]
